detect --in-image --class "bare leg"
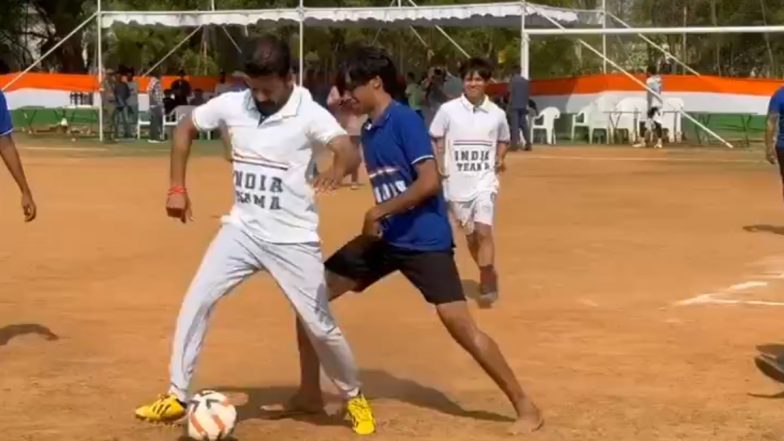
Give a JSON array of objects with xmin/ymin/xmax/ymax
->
[
  {"xmin": 436, "ymin": 301, "xmax": 543, "ymax": 434},
  {"xmin": 265, "ymin": 271, "xmax": 357, "ymax": 414},
  {"xmin": 465, "ymin": 232, "xmax": 480, "ymax": 264},
  {"xmin": 474, "ymin": 223, "xmax": 498, "ymax": 293}
]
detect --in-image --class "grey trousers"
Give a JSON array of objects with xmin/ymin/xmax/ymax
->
[
  {"xmin": 149, "ymin": 106, "xmax": 163, "ymax": 141},
  {"xmin": 509, "ymin": 109, "xmax": 531, "ymax": 147}
]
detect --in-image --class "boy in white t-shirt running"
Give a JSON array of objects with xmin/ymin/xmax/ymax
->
[{"xmin": 429, "ymin": 57, "xmax": 510, "ymax": 308}]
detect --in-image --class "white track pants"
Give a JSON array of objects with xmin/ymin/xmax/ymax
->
[{"xmin": 167, "ymin": 223, "xmax": 360, "ymax": 401}]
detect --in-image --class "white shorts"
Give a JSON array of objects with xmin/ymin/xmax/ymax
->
[{"xmin": 448, "ymin": 192, "xmax": 496, "ymax": 234}]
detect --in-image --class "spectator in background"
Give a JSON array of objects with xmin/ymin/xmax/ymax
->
[
  {"xmin": 113, "ymin": 71, "xmax": 132, "ymax": 139},
  {"xmin": 0, "ymin": 89, "xmax": 36, "ymax": 222},
  {"xmin": 442, "ymin": 64, "xmax": 463, "ymax": 100},
  {"xmin": 405, "ymin": 72, "xmax": 425, "ymax": 119},
  {"xmin": 171, "ymin": 70, "xmax": 191, "ymax": 107},
  {"xmin": 306, "ymin": 69, "xmax": 330, "ymax": 109},
  {"xmin": 215, "ymin": 70, "xmax": 232, "ymax": 95},
  {"xmin": 163, "ymin": 89, "xmax": 176, "ymax": 115},
  {"xmin": 327, "ymin": 70, "xmax": 366, "ymax": 190},
  {"xmin": 189, "ymin": 89, "xmax": 206, "ymax": 106},
  {"xmin": 147, "ymin": 71, "xmax": 164, "ymax": 143},
  {"xmin": 424, "ymin": 67, "xmax": 448, "ymax": 124},
  {"xmin": 127, "ymin": 69, "xmax": 139, "ymax": 129},
  {"xmin": 101, "ymin": 68, "xmax": 117, "ymax": 142},
  {"xmin": 507, "ymin": 64, "xmax": 532, "ymax": 151}
]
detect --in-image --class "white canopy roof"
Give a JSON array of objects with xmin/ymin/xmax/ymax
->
[{"xmin": 101, "ymin": 3, "xmax": 604, "ymax": 29}]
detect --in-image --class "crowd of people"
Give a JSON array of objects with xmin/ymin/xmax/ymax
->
[{"xmin": 99, "ymin": 57, "xmax": 537, "ymax": 152}]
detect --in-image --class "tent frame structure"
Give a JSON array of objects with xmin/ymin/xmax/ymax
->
[{"xmin": 4, "ymin": 0, "xmax": 783, "ymax": 146}]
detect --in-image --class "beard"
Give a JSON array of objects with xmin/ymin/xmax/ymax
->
[{"xmin": 255, "ymin": 99, "xmax": 282, "ymax": 118}]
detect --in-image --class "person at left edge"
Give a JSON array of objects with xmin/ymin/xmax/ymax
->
[{"xmin": 0, "ymin": 90, "xmax": 36, "ymax": 222}]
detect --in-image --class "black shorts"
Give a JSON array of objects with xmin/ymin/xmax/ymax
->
[
  {"xmin": 777, "ymin": 149, "xmax": 784, "ymax": 183},
  {"xmin": 324, "ymin": 236, "xmax": 466, "ymax": 305}
]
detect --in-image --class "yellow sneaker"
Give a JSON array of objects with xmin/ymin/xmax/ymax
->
[
  {"xmin": 346, "ymin": 393, "xmax": 376, "ymax": 435},
  {"xmin": 134, "ymin": 393, "xmax": 187, "ymax": 423}
]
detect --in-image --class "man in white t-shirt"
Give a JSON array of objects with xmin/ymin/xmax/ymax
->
[
  {"xmin": 133, "ymin": 35, "xmax": 376, "ymax": 436},
  {"xmin": 430, "ymin": 57, "xmax": 510, "ymax": 308},
  {"xmin": 634, "ymin": 64, "xmax": 664, "ymax": 149}
]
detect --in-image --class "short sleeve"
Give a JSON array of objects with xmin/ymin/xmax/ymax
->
[
  {"xmin": 396, "ymin": 108, "xmax": 434, "ymax": 165},
  {"xmin": 497, "ymin": 111, "xmax": 511, "ymax": 142},
  {"xmin": 769, "ymin": 89, "xmax": 784, "ymax": 115},
  {"xmin": 305, "ymin": 102, "xmax": 347, "ymax": 145},
  {"xmin": 192, "ymin": 93, "xmax": 231, "ymax": 131},
  {"xmin": 429, "ymin": 106, "xmax": 449, "ymax": 138},
  {"xmin": 0, "ymin": 91, "xmax": 13, "ymax": 136}
]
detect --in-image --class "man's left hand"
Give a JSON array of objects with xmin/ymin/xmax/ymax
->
[{"xmin": 362, "ymin": 207, "xmax": 383, "ymax": 237}]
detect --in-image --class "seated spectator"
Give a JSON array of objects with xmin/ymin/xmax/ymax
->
[
  {"xmin": 163, "ymin": 89, "xmax": 176, "ymax": 115},
  {"xmin": 171, "ymin": 70, "xmax": 191, "ymax": 107},
  {"xmin": 215, "ymin": 70, "xmax": 232, "ymax": 95},
  {"xmin": 189, "ymin": 89, "xmax": 206, "ymax": 106}
]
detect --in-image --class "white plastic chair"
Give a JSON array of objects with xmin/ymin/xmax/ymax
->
[
  {"xmin": 663, "ymin": 97, "xmax": 685, "ymax": 142},
  {"xmin": 609, "ymin": 97, "xmax": 646, "ymax": 144},
  {"xmin": 163, "ymin": 105, "xmax": 194, "ymax": 140},
  {"xmin": 531, "ymin": 107, "xmax": 561, "ymax": 144},
  {"xmin": 136, "ymin": 110, "xmax": 150, "ymax": 140},
  {"xmin": 587, "ymin": 95, "xmax": 619, "ymax": 144},
  {"xmin": 571, "ymin": 106, "xmax": 590, "ymax": 141}
]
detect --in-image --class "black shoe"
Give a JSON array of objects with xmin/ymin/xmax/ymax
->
[
  {"xmin": 523, "ymin": 143, "xmax": 533, "ymax": 151},
  {"xmin": 755, "ymin": 353, "xmax": 784, "ymax": 383}
]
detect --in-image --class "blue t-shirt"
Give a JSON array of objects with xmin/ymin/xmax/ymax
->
[
  {"xmin": 0, "ymin": 91, "xmax": 13, "ymax": 136},
  {"xmin": 768, "ymin": 86, "xmax": 784, "ymax": 149},
  {"xmin": 361, "ymin": 102, "xmax": 453, "ymax": 252}
]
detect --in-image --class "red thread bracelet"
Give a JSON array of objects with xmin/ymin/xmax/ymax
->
[{"xmin": 168, "ymin": 185, "xmax": 187, "ymax": 195}]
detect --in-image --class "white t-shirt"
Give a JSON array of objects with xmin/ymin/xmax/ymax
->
[
  {"xmin": 192, "ymin": 86, "xmax": 346, "ymax": 243},
  {"xmin": 429, "ymin": 95, "xmax": 510, "ymax": 202},
  {"xmin": 646, "ymin": 75, "xmax": 663, "ymax": 109}
]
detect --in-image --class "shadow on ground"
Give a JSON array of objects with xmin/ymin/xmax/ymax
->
[
  {"xmin": 743, "ymin": 225, "xmax": 784, "ymax": 236},
  {"xmin": 0, "ymin": 324, "xmax": 58, "ymax": 346},
  {"xmin": 213, "ymin": 368, "xmax": 512, "ymax": 426}
]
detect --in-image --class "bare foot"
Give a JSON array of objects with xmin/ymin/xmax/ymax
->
[
  {"xmin": 507, "ymin": 401, "xmax": 543, "ymax": 435},
  {"xmin": 260, "ymin": 393, "xmax": 325, "ymax": 419}
]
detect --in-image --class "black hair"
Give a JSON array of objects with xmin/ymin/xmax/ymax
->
[
  {"xmin": 344, "ymin": 46, "xmax": 402, "ymax": 98},
  {"xmin": 647, "ymin": 64, "xmax": 658, "ymax": 75},
  {"xmin": 407, "ymin": 72, "xmax": 415, "ymax": 79},
  {"xmin": 177, "ymin": 69, "xmax": 186, "ymax": 76},
  {"xmin": 244, "ymin": 34, "xmax": 292, "ymax": 78},
  {"xmin": 460, "ymin": 57, "xmax": 493, "ymax": 80}
]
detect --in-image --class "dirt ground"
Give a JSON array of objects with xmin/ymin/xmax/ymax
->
[{"xmin": 4, "ymin": 144, "xmax": 784, "ymax": 441}]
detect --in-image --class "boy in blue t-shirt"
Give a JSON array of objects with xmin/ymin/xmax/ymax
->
[
  {"xmin": 280, "ymin": 47, "xmax": 542, "ymax": 434},
  {"xmin": 0, "ymin": 90, "xmax": 36, "ymax": 222},
  {"xmin": 765, "ymin": 86, "xmax": 784, "ymax": 192}
]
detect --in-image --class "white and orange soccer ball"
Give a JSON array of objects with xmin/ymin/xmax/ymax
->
[{"xmin": 187, "ymin": 390, "xmax": 237, "ymax": 441}]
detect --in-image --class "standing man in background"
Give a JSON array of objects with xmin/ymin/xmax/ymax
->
[
  {"xmin": 507, "ymin": 65, "xmax": 532, "ymax": 151},
  {"xmin": 171, "ymin": 70, "xmax": 192, "ymax": 107},
  {"xmin": 634, "ymin": 65, "xmax": 663, "ymax": 149},
  {"xmin": 0, "ymin": 90, "xmax": 36, "ymax": 221},
  {"xmin": 101, "ymin": 68, "xmax": 117, "ymax": 142},
  {"xmin": 405, "ymin": 72, "xmax": 425, "ymax": 119},
  {"xmin": 113, "ymin": 71, "xmax": 131, "ymax": 139},
  {"xmin": 147, "ymin": 71, "xmax": 164, "ymax": 143}
]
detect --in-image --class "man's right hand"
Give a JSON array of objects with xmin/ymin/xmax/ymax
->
[
  {"xmin": 166, "ymin": 190, "xmax": 192, "ymax": 223},
  {"xmin": 21, "ymin": 191, "xmax": 36, "ymax": 222}
]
